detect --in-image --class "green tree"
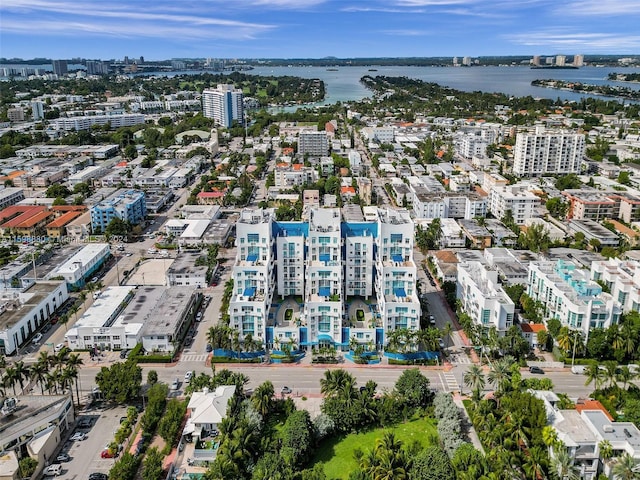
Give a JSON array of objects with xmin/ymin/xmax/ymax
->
[
  {"xmin": 409, "ymin": 445, "xmax": 454, "ymax": 480},
  {"xmin": 463, "ymin": 364, "xmax": 486, "ymax": 403},
  {"xmin": 618, "ymin": 171, "xmax": 631, "ymax": 185},
  {"xmin": 108, "ymin": 452, "xmax": 140, "ymax": 480},
  {"xmin": 142, "ymin": 447, "xmax": 164, "ymax": 480},
  {"xmin": 280, "ymin": 410, "xmax": 315, "ymax": 468},
  {"xmin": 158, "ymin": 399, "xmax": 187, "ymax": 445},
  {"xmin": 545, "ymin": 197, "xmax": 569, "ymax": 219},
  {"xmin": 73, "ymin": 182, "xmax": 92, "ymax": 196},
  {"xmin": 95, "ymin": 360, "xmax": 142, "ymax": 404},
  {"xmin": 147, "ymin": 370, "xmax": 158, "ymax": 385},
  {"xmin": 395, "ymin": 368, "xmax": 434, "ymax": 408},
  {"xmin": 45, "ymin": 183, "xmax": 70, "ymax": 198},
  {"xmin": 611, "ymin": 453, "xmax": 640, "ymax": 480},
  {"xmin": 250, "ymin": 380, "xmax": 274, "ymax": 417}
]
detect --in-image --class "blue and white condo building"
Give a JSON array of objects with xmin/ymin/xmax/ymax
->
[
  {"xmin": 90, "ymin": 189, "xmax": 147, "ymax": 232},
  {"xmin": 229, "ymin": 207, "xmax": 421, "ymax": 350}
]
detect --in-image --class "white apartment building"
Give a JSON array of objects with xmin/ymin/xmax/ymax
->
[
  {"xmin": 591, "ymin": 259, "xmax": 640, "ymax": 313},
  {"xmin": 439, "ymin": 218, "xmax": 466, "ymax": 248},
  {"xmin": 348, "ymin": 150, "xmax": 362, "ymax": 173},
  {"xmin": 0, "ymin": 281, "xmax": 69, "ymax": 355},
  {"xmin": 65, "ymin": 286, "xmax": 141, "ymax": 350},
  {"xmin": 489, "ymin": 185, "xmax": 540, "ymax": 225},
  {"xmin": 229, "ymin": 209, "xmax": 275, "ymax": 343},
  {"xmin": 376, "ymin": 209, "xmax": 421, "ymax": 334},
  {"xmin": 304, "ymin": 208, "xmax": 344, "ymax": 346},
  {"xmin": 344, "ymin": 223, "xmax": 375, "ymax": 298},
  {"xmin": 528, "ymin": 260, "xmax": 622, "ymax": 338},
  {"xmin": 456, "ymin": 261, "xmax": 515, "ymax": 335},
  {"xmin": 47, "ymin": 243, "xmax": 111, "ymax": 289},
  {"xmin": 0, "ymin": 187, "xmax": 25, "ymax": 210},
  {"xmin": 298, "ymin": 130, "xmax": 329, "ymax": 157},
  {"xmin": 274, "ymin": 163, "xmax": 318, "ymax": 188},
  {"xmin": 202, "ymin": 84, "xmax": 244, "ymax": 128},
  {"xmin": 52, "ymin": 113, "xmax": 145, "ymax": 131},
  {"xmin": 275, "ymin": 222, "xmax": 306, "ymax": 297},
  {"xmin": 513, "ymin": 128, "xmax": 585, "ymax": 176}
]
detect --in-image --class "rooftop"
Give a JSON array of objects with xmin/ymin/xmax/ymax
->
[
  {"xmin": 0, "ymin": 395, "xmax": 71, "ymax": 441},
  {"xmin": 0, "ymin": 281, "xmax": 65, "ymax": 330}
]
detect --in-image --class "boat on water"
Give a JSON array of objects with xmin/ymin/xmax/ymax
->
[
  {"xmin": 326, "ymin": 68, "xmax": 339, "ymax": 71},
  {"xmin": 368, "ymin": 69, "xmax": 378, "ymax": 71}
]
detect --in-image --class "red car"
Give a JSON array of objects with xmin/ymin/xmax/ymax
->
[{"xmin": 101, "ymin": 450, "xmax": 115, "ymax": 458}]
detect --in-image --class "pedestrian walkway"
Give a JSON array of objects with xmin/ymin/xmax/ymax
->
[
  {"xmin": 452, "ymin": 393, "xmax": 485, "ymax": 454},
  {"xmin": 440, "ymin": 371, "xmax": 460, "ymax": 392},
  {"xmin": 180, "ymin": 353, "xmax": 208, "ymax": 363}
]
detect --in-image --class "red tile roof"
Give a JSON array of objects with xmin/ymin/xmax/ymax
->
[
  {"xmin": 1, "ymin": 206, "xmax": 47, "ymax": 228},
  {"xmin": 197, "ymin": 191, "xmax": 224, "ymax": 198},
  {"xmin": 15, "ymin": 210, "xmax": 53, "ymax": 228},
  {"xmin": 520, "ymin": 323, "xmax": 546, "ymax": 333},
  {"xmin": 576, "ymin": 400, "xmax": 614, "ymax": 421},
  {"xmin": 46, "ymin": 210, "xmax": 83, "ymax": 228}
]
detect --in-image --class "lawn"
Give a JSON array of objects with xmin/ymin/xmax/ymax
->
[{"xmin": 312, "ymin": 417, "xmax": 438, "ymax": 479}]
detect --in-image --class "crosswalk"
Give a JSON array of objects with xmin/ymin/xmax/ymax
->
[
  {"xmin": 440, "ymin": 372, "xmax": 460, "ymax": 393},
  {"xmin": 180, "ymin": 353, "xmax": 208, "ymax": 363}
]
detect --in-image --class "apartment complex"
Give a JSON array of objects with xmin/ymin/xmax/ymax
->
[
  {"xmin": 527, "ymin": 260, "xmax": 622, "ymax": 338},
  {"xmin": 591, "ymin": 259, "xmax": 640, "ymax": 313},
  {"xmin": 564, "ymin": 190, "xmax": 640, "ymax": 223},
  {"xmin": 513, "ymin": 128, "xmax": 585, "ymax": 176},
  {"xmin": 90, "ymin": 189, "xmax": 147, "ymax": 232},
  {"xmin": 489, "ymin": 185, "xmax": 541, "ymax": 225},
  {"xmin": 456, "ymin": 261, "xmax": 515, "ymax": 335},
  {"xmin": 48, "ymin": 243, "xmax": 111, "ymax": 289},
  {"xmin": 202, "ymin": 84, "xmax": 244, "ymax": 128},
  {"xmin": 0, "ymin": 187, "xmax": 25, "ymax": 210},
  {"xmin": 298, "ymin": 130, "xmax": 329, "ymax": 156},
  {"xmin": 228, "ymin": 207, "xmax": 420, "ymax": 350}
]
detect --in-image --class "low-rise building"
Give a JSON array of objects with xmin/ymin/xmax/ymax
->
[
  {"xmin": 568, "ymin": 219, "xmax": 620, "ymax": 247},
  {"xmin": 166, "ymin": 254, "xmax": 208, "ymax": 288},
  {"xmin": 591, "ymin": 258, "xmax": 640, "ymax": 312},
  {"xmin": 182, "ymin": 385, "xmax": 235, "ymax": 446},
  {"xmin": 90, "ymin": 189, "xmax": 147, "ymax": 232},
  {"xmin": 0, "ymin": 281, "xmax": 69, "ymax": 355},
  {"xmin": 47, "ymin": 243, "xmax": 110, "ymax": 289},
  {"xmin": 489, "ymin": 185, "xmax": 540, "ymax": 225}
]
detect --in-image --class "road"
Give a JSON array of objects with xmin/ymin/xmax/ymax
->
[{"xmin": 75, "ymin": 360, "xmax": 603, "ymax": 401}]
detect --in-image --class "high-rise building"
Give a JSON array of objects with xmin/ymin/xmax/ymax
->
[
  {"xmin": 52, "ymin": 60, "xmax": 68, "ymax": 76},
  {"xmin": 202, "ymin": 84, "xmax": 244, "ymax": 128},
  {"xmin": 555, "ymin": 55, "xmax": 566, "ymax": 66},
  {"xmin": 90, "ymin": 189, "xmax": 147, "ymax": 232},
  {"xmin": 86, "ymin": 60, "xmax": 109, "ymax": 75},
  {"xmin": 513, "ymin": 127, "xmax": 585, "ymax": 177},
  {"xmin": 573, "ymin": 54, "xmax": 584, "ymax": 67},
  {"xmin": 532, "ymin": 55, "xmax": 541, "ymax": 66},
  {"xmin": 462, "ymin": 56, "xmax": 472, "ymax": 66},
  {"xmin": 298, "ymin": 130, "xmax": 329, "ymax": 156}
]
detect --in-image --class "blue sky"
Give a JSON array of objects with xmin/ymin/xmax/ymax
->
[{"xmin": 1, "ymin": 0, "xmax": 640, "ymax": 60}]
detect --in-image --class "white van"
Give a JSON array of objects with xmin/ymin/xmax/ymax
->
[
  {"xmin": 43, "ymin": 464, "xmax": 62, "ymax": 476},
  {"xmin": 571, "ymin": 365, "xmax": 586, "ymax": 375}
]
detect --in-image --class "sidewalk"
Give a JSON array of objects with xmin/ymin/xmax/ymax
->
[{"xmin": 452, "ymin": 393, "xmax": 485, "ymax": 454}]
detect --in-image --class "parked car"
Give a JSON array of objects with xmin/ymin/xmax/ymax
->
[
  {"xmin": 89, "ymin": 473, "xmax": 108, "ymax": 480},
  {"xmin": 55, "ymin": 453, "xmax": 71, "ymax": 463},
  {"xmin": 101, "ymin": 448, "xmax": 117, "ymax": 458},
  {"xmin": 70, "ymin": 431, "xmax": 86, "ymax": 441},
  {"xmin": 77, "ymin": 417, "xmax": 92, "ymax": 428},
  {"xmin": 281, "ymin": 386, "xmax": 292, "ymax": 395},
  {"xmin": 119, "ymin": 349, "xmax": 129, "ymax": 359},
  {"xmin": 171, "ymin": 378, "xmax": 179, "ymax": 391},
  {"xmin": 196, "ymin": 312, "xmax": 203, "ymax": 322},
  {"xmin": 205, "ymin": 344, "xmax": 213, "ymax": 353},
  {"xmin": 184, "ymin": 371, "xmax": 193, "ymax": 383},
  {"xmin": 54, "ymin": 343, "xmax": 66, "ymax": 353},
  {"xmin": 32, "ymin": 333, "xmax": 43, "ymax": 344},
  {"xmin": 91, "ymin": 277, "xmax": 98, "ymax": 283},
  {"xmin": 529, "ymin": 366, "xmax": 545, "ymax": 375},
  {"xmin": 428, "ymin": 315, "xmax": 436, "ymax": 326},
  {"xmin": 43, "ymin": 464, "xmax": 62, "ymax": 476}
]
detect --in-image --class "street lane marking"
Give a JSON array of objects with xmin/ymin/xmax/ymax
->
[
  {"xmin": 180, "ymin": 354, "xmax": 208, "ymax": 363},
  {"xmin": 441, "ymin": 372, "xmax": 459, "ymax": 392}
]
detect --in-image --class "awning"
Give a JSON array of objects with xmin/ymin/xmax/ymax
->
[
  {"xmin": 319, "ymin": 287, "xmax": 331, "ymax": 297},
  {"xmin": 394, "ymin": 287, "xmax": 406, "ymax": 297},
  {"xmin": 392, "ymin": 254, "xmax": 403, "ymax": 263},
  {"xmin": 244, "ymin": 287, "xmax": 256, "ymax": 297},
  {"xmin": 182, "ymin": 423, "xmax": 196, "ymax": 436},
  {"xmin": 319, "ymin": 253, "xmax": 330, "ymax": 263},
  {"xmin": 317, "ymin": 334, "xmax": 335, "ymax": 343},
  {"xmin": 247, "ymin": 254, "xmax": 258, "ymax": 262}
]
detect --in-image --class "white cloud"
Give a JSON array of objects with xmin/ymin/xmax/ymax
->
[{"xmin": 560, "ymin": 0, "xmax": 640, "ymax": 15}]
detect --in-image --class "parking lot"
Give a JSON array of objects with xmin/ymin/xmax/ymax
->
[{"xmin": 51, "ymin": 404, "xmax": 128, "ymax": 479}]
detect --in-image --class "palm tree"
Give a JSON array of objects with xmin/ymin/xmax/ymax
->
[
  {"xmin": 612, "ymin": 453, "xmax": 640, "ymax": 480},
  {"xmin": 621, "ymin": 322, "xmax": 636, "ymax": 357},
  {"xmin": 602, "ymin": 360, "xmax": 619, "ymax": 388},
  {"xmin": 30, "ymin": 361, "xmax": 49, "ymax": 395},
  {"xmin": 556, "ymin": 327, "xmax": 572, "ymax": 353},
  {"xmin": 617, "ymin": 366, "xmax": 636, "ymax": 390},
  {"xmin": 442, "ymin": 322, "xmax": 453, "ymax": 348},
  {"xmin": 541, "ymin": 425, "xmax": 560, "ymax": 449},
  {"xmin": 36, "ymin": 350, "xmax": 54, "ymax": 369},
  {"xmin": 488, "ymin": 357, "xmax": 513, "ymax": 395},
  {"xmin": 551, "ymin": 448, "xmax": 579, "ymax": 480},
  {"xmin": 463, "ymin": 364, "xmax": 485, "ymax": 402},
  {"xmin": 320, "ymin": 369, "xmax": 355, "ymax": 397},
  {"xmin": 610, "ymin": 325, "xmax": 624, "ymax": 351},
  {"xmin": 65, "ymin": 360, "xmax": 82, "ymax": 407},
  {"xmin": 523, "ymin": 446, "xmax": 548, "ymax": 480},
  {"xmin": 13, "ymin": 361, "xmax": 30, "ymax": 393},
  {"xmin": 3, "ymin": 366, "xmax": 19, "ymax": 395},
  {"xmin": 599, "ymin": 439, "xmax": 614, "ymax": 461},
  {"xmin": 251, "ymin": 380, "xmax": 274, "ymax": 417},
  {"xmin": 584, "ymin": 364, "xmax": 604, "ymax": 390}
]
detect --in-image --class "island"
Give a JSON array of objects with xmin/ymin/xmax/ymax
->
[
  {"xmin": 531, "ymin": 78, "xmax": 640, "ymax": 100},
  {"xmin": 608, "ymin": 72, "xmax": 640, "ymax": 83}
]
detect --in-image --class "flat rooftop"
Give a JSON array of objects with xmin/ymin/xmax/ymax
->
[
  {"xmin": 67, "ymin": 286, "xmax": 135, "ymax": 330},
  {"xmin": 0, "ymin": 395, "xmax": 71, "ymax": 441},
  {"xmin": 52, "ymin": 243, "xmax": 109, "ymax": 276},
  {"xmin": 167, "ymin": 253, "xmax": 207, "ymax": 276},
  {"xmin": 0, "ymin": 281, "xmax": 64, "ymax": 330},
  {"xmin": 139, "ymin": 286, "xmax": 196, "ymax": 337}
]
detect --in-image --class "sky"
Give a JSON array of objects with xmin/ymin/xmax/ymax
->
[{"xmin": 1, "ymin": 0, "xmax": 640, "ymax": 60}]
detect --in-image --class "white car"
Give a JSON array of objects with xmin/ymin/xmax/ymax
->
[
  {"xmin": 32, "ymin": 333, "xmax": 43, "ymax": 345},
  {"xmin": 43, "ymin": 464, "xmax": 62, "ymax": 476},
  {"xmin": 70, "ymin": 432, "xmax": 86, "ymax": 441},
  {"xmin": 54, "ymin": 343, "xmax": 66, "ymax": 353},
  {"xmin": 171, "ymin": 378, "xmax": 179, "ymax": 391},
  {"xmin": 184, "ymin": 371, "xmax": 193, "ymax": 383}
]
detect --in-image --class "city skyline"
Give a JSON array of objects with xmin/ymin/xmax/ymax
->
[{"xmin": 1, "ymin": 0, "xmax": 640, "ymax": 60}]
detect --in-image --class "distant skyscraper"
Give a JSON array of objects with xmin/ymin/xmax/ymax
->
[
  {"xmin": 573, "ymin": 54, "xmax": 584, "ymax": 67},
  {"xmin": 532, "ymin": 55, "xmax": 541, "ymax": 66},
  {"xmin": 462, "ymin": 56, "xmax": 472, "ymax": 66},
  {"xmin": 124, "ymin": 56, "xmax": 129, "ymax": 64},
  {"xmin": 139, "ymin": 56, "xmax": 144, "ymax": 64},
  {"xmin": 202, "ymin": 84, "xmax": 244, "ymax": 128},
  {"xmin": 86, "ymin": 60, "xmax": 108, "ymax": 75},
  {"xmin": 52, "ymin": 60, "xmax": 68, "ymax": 76},
  {"xmin": 555, "ymin": 55, "xmax": 566, "ymax": 66},
  {"xmin": 453, "ymin": 56, "xmax": 458, "ymax": 66}
]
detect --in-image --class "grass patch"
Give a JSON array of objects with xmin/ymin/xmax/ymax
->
[{"xmin": 312, "ymin": 416, "xmax": 437, "ymax": 479}]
